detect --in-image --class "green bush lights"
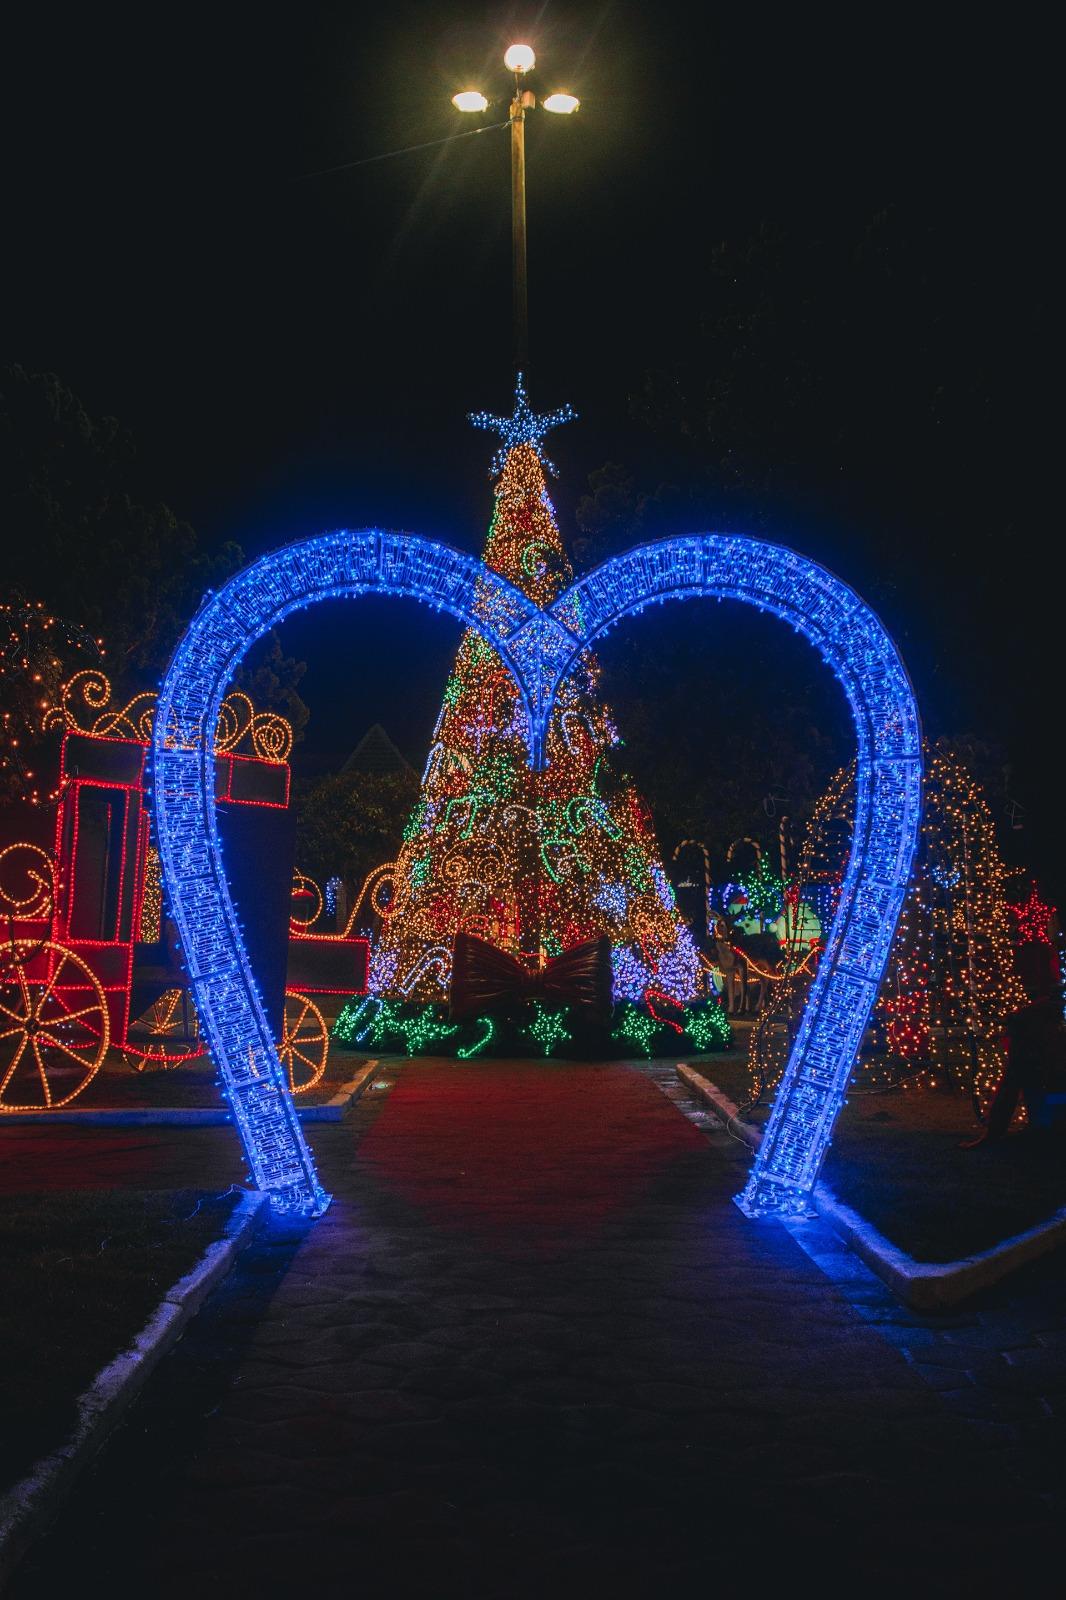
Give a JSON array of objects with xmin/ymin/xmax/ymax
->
[
  {"xmin": 333, "ymin": 995, "xmax": 731, "ymax": 1061},
  {"xmin": 523, "ymin": 1002, "xmax": 572, "ymax": 1057}
]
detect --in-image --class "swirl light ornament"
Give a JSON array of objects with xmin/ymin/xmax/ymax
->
[
  {"xmin": 0, "ymin": 843, "xmax": 55, "ymax": 923},
  {"xmin": 44, "ymin": 669, "xmax": 159, "ymax": 744},
  {"xmin": 153, "ymin": 529, "xmax": 920, "ymax": 1220},
  {"xmin": 46, "ymin": 671, "xmax": 293, "ymax": 763}
]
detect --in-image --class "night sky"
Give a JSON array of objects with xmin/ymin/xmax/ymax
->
[{"xmin": 7, "ymin": 5, "xmax": 1058, "ymax": 883}]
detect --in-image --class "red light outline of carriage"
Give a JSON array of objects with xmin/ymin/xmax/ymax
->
[{"xmin": 0, "ymin": 676, "xmax": 368, "ymax": 1112}]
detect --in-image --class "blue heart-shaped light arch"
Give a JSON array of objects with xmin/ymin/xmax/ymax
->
[{"xmin": 152, "ymin": 530, "xmax": 921, "ymax": 1218}]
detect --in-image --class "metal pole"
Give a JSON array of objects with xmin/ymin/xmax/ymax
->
[{"xmin": 510, "ymin": 88, "xmax": 529, "ymax": 376}]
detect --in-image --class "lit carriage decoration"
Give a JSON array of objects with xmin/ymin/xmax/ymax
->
[{"xmin": 0, "ymin": 672, "xmax": 368, "ymax": 1110}]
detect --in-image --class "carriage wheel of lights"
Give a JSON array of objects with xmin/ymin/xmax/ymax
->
[
  {"xmin": 0, "ymin": 939, "xmax": 109, "ymax": 1111},
  {"xmin": 123, "ymin": 987, "xmax": 204, "ymax": 1071},
  {"xmin": 278, "ymin": 991, "xmax": 329, "ymax": 1095},
  {"xmin": 153, "ymin": 529, "xmax": 920, "ymax": 1219}
]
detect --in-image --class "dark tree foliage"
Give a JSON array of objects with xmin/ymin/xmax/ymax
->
[
  {"xmin": 575, "ymin": 210, "xmax": 1025, "ymax": 593},
  {"xmin": 575, "ymin": 210, "xmax": 1035, "ymax": 871},
  {"xmin": 593, "ymin": 599, "xmax": 847, "ymax": 876},
  {"xmin": 1, "ymin": 366, "xmax": 314, "ymax": 786},
  {"xmin": 231, "ymin": 634, "xmax": 311, "ymax": 745},
  {"xmin": 294, "ymin": 768, "xmax": 420, "ymax": 898},
  {"xmin": 602, "ymin": 212, "xmax": 1010, "ymax": 537},
  {"xmin": 0, "ymin": 365, "xmax": 243, "ymax": 683},
  {"xmin": 0, "ymin": 598, "xmax": 101, "ymax": 802}
]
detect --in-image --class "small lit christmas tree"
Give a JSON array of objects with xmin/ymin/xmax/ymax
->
[
  {"xmin": 748, "ymin": 746, "xmax": 1026, "ymax": 1110},
  {"xmin": 879, "ymin": 746, "xmax": 1026, "ymax": 1105},
  {"xmin": 369, "ymin": 380, "xmax": 703, "ymax": 1015}
]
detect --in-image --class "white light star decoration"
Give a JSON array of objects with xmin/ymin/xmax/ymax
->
[{"xmin": 469, "ymin": 373, "xmax": 577, "ymax": 476}]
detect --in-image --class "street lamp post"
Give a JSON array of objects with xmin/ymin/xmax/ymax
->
[
  {"xmin": 453, "ymin": 44, "xmax": 579, "ymax": 379},
  {"xmin": 510, "ymin": 81, "xmax": 532, "ymax": 374}
]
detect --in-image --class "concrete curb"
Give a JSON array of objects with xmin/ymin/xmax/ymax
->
[
  {"xmin": 809, "ymin": 1183, "xmax": 1066, "ymax": 1312},
  {"xmin": 675, "ymin": 1063, "xmax": 1066, "ymax": 1311},
  {"xmin": 1, "ymin": 1108, "xmax": 236, "ymax": 1127},
  {"xmin": 0, "ymin": 1061, "xmax": 379, "ymax": 1129},
  {"xmin": 298, "ymin": 1059, "xmax": 380, "ymax": 1121},
  {"xmin": 0, "ymin": 1189, "xmax": 269, "ymax": 1590}
]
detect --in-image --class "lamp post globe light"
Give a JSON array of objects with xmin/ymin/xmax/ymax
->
[
  {"xmin": 503, "ymin": 42, "xmax": 537, "ymax": 74},
  {"xmin": 452, "ymin": 43, "xmax": 580, "ymax": 375}
]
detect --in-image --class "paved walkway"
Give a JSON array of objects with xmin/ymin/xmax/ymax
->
[{"xmin": 10, "ymin": 1059, "xmax": 1063, "ymax": 1596}]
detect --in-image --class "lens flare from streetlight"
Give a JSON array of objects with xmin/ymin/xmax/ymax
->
[
  {"xmin": 543, "ymin": 92, "xmax": 580, "ymax": 114},
  {"xmin": 452, "ymin": 90, "xmax": 489, "ymax": 113},
  {"xmin": 504, "ymin": 43, "xmax": 536, "ymax": 73}
]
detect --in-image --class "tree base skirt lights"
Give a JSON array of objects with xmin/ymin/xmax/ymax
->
[{"xmin": 153, "ymin": 529, "xmax": 920, "ymax": 1219}]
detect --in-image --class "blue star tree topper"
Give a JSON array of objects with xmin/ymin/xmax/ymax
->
[{"xmin": 469, "ymin": 373, "xmax": 576, "ymax": 476}]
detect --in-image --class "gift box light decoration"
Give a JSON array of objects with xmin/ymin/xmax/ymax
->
[{"xmin": 153, "ymin": 441, "xmax": 920, "ymax": 1221}]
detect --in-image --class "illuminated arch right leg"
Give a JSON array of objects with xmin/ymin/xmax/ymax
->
[{"xmin": 548, "ymin": 535, "xmax": 923, "ymax": 1220}]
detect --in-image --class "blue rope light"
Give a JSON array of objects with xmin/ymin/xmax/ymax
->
[
  {"xmin": 151, "ymin": 531, "xmax": 565, "ymax": 1215},
  {"xmin": 548, "ymin": 536, "xmax": 923, "ymax": 1217},
  {"xmin": 153, "ymin": 529, "xmax": 920, "ymax": 1221}
]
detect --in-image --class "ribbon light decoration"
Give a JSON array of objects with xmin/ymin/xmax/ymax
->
[{"xmin": 449, "ymin": 931, "xmax": 613, "ymax": 1023}]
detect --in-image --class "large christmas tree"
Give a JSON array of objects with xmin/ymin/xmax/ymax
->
[{"xmin": 369, "ymin": 382, "xmax": 702, "ymax": 1014}]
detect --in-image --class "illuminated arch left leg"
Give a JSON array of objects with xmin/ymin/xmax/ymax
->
[{"xmin": 152, "ymin": 529, "xmax": 565, "ymax": 1215}]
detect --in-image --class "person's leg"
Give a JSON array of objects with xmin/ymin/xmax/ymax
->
[
  {"xmin": 1022, "ymin": 1089, "xmax": 1066, "ymax": 1132},
  {"xmin": 986, "ymin": 1070, "xmax": 1021, "ymax": 1138}
]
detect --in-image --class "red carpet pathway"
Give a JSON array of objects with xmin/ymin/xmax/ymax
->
[{"xmin": 9, "ymin": 1060, "xmax": 1058, "ymax": 1596}]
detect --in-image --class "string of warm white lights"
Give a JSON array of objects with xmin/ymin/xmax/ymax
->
[
  {"xmin": 750, "ymin": 748, "xmax": 1028, "ymax": 1115},
  {"xmin": 747, "ymin": 764, "xmax": 853, "ymax": 1103},
  {"xmin": 0, "ymin": 599, "xmax": 102, "ymax": 805}
]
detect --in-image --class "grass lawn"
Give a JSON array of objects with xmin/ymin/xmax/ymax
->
[
  {"xmin": 0, "ymin": 1187, "xmax": 240, "ymax": 1495},
  {"xmin": 690, "ymin": 1054, "xmax": 754, "ymax": 1115},
  {"xmin": 691, "ymin": 1054, "xmax": 1066, "ymax": 1265}
]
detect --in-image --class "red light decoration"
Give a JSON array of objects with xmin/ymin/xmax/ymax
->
[{"xmin": 1009, "ymin": 887, "xmax": 1056, "ymax": 946}]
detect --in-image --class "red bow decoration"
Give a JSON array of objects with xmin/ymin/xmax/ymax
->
[{"xmin": 449, "ymin": 932, "xmax": 613, "ymax": 1025}]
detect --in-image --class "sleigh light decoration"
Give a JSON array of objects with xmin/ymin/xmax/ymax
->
[{"xmin": 0, "ymin": 672, "xmax": 367, "ymax": 1112}]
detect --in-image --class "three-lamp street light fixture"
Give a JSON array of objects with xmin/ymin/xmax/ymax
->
[{"xmin": 452, "ymin": 43, "xmax": 579, "ymax": 375}]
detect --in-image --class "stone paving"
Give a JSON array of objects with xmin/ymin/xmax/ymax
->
[
  {"xmin": 648, "ymin": 1061, "xmax": 1066, "ymax": 1505},
  {"xmin": 7, "ymin": 1058, "xmax": 1066, "ymax": 1597}
]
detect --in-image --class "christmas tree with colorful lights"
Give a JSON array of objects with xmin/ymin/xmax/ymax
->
[
  {"xmin": 747, "ymin": 746, "xmax": 1027, "ymax": 1109},
  {"xmin": 364, "ymin": 380, "xmax": 711, "ymax": 1041}
]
